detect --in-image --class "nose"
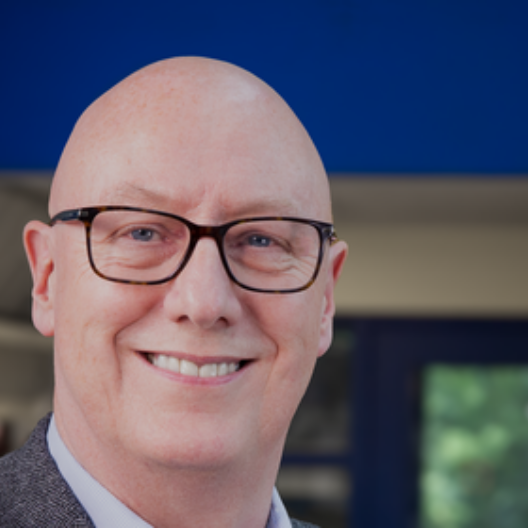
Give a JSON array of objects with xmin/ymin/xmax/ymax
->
[{"xmin": 162, "ymin": 237, "xmax": 243, "ymax": 330}]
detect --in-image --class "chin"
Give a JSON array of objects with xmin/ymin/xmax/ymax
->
[{"xmin": 125, "ymin": 419, "xmax": 252, "ymax": 471}]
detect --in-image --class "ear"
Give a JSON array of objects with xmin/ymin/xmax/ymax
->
[
  {"xmin": 318, "ymin": 240, "xmax": 348, "ymax": 357},
  {"xmin": 23, "ymin": 220, "xmax": 55, "ymax": 337}
]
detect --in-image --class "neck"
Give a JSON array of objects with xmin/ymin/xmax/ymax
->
[
  {"xmin": 117, "ymin": 462, "xmax": 279, "ymax": 528},
  {"xmin": 54, "ymin": 411, "xmax": 285, "ymax": 528}
]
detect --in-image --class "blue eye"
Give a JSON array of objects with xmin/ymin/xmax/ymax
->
[
  {"xmin": 248, "ymin": 234, "xmax": 271, "ymax": 247},
  {"xmin": 131, "ymin": 228, "xmax": 155, "ymax": 242}
]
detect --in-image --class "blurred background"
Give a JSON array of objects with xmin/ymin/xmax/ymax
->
[{"xmin": 1, "ymin": 1, "xmax": 528, "ymax": 526}]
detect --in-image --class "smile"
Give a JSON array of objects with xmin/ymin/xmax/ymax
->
[{"xmin": 146, "ymin": 353, "xmax": 241, "ymax": 378}]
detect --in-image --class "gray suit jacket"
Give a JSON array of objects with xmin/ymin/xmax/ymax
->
[{"xmin": 0, "ymin": 415, "xmax": 319, "ymax": 527}]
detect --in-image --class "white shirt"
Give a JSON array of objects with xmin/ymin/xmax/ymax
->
[{"xmin": 47, "ymin": 415, "xmax": 292, "ymax": 528}]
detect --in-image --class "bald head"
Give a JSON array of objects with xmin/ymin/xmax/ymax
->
[{"xmin": 50, "ymin": 57, "xmax": 331, "ymax": 222}]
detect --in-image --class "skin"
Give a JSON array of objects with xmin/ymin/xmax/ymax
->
[{"xmin": 24, "ymin": 57, "xmax": 348, "ymax": 528}]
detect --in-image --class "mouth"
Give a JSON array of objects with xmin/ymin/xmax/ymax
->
[{"xmin": 145, "ymin": 353, "xmax": 246, "ymax": 379}]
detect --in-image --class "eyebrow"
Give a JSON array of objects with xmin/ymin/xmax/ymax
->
[
  {"xmin": 111, "ymin": 183, "xmax": 170, "ymax": 205},
  {"xmin": 108, "ymin": 183, "xmax": 302, "ymax": 219}
]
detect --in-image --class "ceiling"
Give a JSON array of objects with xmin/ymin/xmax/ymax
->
[{"xmin": 330, "ymin": 176, "xmax": 528, "ymax": 226}]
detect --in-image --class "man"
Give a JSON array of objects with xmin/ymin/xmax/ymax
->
[{"xmin": 0, "ymin": 57, "xmax": 347, "ymax": 527}]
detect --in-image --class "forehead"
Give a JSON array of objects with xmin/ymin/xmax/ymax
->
[
  {"xmin": 51, "ymin": 66, "xmax": 330, "ymax": 222},
  {"xmin": 107, "ymin": 180, "xmax": 304, "ymax": 219},
  {"xmin": 81, "ymin": 155, "xmax": 326, "ymax": 224}
]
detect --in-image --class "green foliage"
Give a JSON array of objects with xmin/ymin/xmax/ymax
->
[{"xmin": 421, "ymin": 367, "xmax": 528, "ymax": 528}]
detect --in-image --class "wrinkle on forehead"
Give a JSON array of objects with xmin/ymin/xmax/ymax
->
[{"xmin": 49, "ymin": 57, "xmax": 332, "ymax": 221}]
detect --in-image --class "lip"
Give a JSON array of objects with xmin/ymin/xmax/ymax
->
[{"xmin": 137, "ymin": 351, "xmax": 251, "ymax": 385}]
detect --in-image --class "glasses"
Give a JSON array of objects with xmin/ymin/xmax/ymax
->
[{"xmin": 49, "ymin": 206, "xmax": 337, "ymax": 294}]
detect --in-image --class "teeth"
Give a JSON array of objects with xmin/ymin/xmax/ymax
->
[
  {"xmin": 149, "ymin": 354, "xmax": 240, "ymax": 378},
  {"xmin": 180, "ymin": 359, "xmax": 199, "ymax": 377},
  {"xmin": 167, "ymin": 356, "xmax": 180, "ymax": 372},
  {"xmin": 160, "ymin": 355, "xmax": 170, "ymax": 369},
  {"xmin": 199, "ymin": 363, "xmax": 217, "ymax": 377}
]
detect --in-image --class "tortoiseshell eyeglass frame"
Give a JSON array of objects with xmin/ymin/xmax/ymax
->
[{"xmin": 49, "ymin": 206, "xmax": 338, "ymax": 294}]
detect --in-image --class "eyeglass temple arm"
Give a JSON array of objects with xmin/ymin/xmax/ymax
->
[{"xmin": 49, "ymin": 209, "xmax": 87, "ymax": 226}]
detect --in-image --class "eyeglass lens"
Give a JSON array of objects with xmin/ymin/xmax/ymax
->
[{"xmin": 89, "ymin": 210, "xmax": 322, "ymax": 291}]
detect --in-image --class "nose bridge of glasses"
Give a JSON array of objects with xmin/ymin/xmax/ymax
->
[
  {"xmin": 189, "ymin": 224, "xmax": 226, "ymax": 247},
  {"xmin": 185, "ymin": 224, "xmax": 229, "ymax": 272}
]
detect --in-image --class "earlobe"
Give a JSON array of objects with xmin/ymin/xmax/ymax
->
[
  {"xmin": 317, "ymin": 240, "xmax": 348, "ymax": 357},
  {"xmin": 23, "ymin": 220, "xmax": 55, "ymax": 337}
]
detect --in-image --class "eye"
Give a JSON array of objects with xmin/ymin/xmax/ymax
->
[
  {"xmin": 247, "ymin": 234, "xmax": 272, "ymax": 247},
  {"xmin": 130, "ymin": 228, "xmax": 156, "ymax": 242}
]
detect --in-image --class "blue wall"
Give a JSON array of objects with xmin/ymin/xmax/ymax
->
[{"xmin": 1, "ymin": 0, "xmax": 527, "ymax": 173}]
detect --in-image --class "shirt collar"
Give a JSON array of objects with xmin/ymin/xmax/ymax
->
[{"xmin": 47, "ymin": 415, "xmax": 291, "ymax": 528}]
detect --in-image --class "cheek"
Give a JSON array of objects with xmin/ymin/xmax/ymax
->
[
  {"xmin": 52, "ymin": 260, "xmax": 158, "ymax": 383},
  {"xmin": 55, "ymin": 244, "xmax": 156, "ymax": 332},
  {"xmin": 52, "ymin": 276, "xmax": 161, "ymax": 430},
  {"xmin": 253, "ymin": 292, "xmax": 323, "ymax": 435},
  {"xmin": 52, "ymin": 230, "xmax": 157, "ymax": 330},
  {"xmin": 257, "ymin": 288, "xmax": 324, "ymax": 357}
]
